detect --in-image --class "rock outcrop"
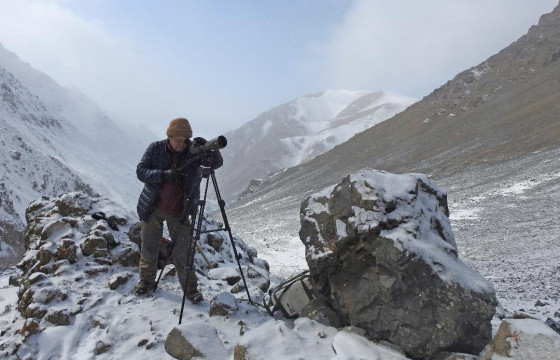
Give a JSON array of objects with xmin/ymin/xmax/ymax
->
[
  {"xmin": 2, "ymin": 191, "xmax": 271, "ymax": 358},
  {"xmin": 299, "ymin": 169, "xmax": 498, "ymax": 358},
  {"xmin": 16, "ymin": 192, "xmax": 137, "ymax": 325}
]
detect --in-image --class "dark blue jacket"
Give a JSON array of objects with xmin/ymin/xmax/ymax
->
[{"xmin": 136, "ymin": 139, "xmax": 222, "ymax": 221}]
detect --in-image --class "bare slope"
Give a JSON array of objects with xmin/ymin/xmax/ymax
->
[{"xmin": 229, "ymin": 3, "xmax": 560, "ymax": 214}]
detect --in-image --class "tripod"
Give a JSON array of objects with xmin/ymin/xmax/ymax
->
[{"xmin": 171, "ymin": 166, "xmax": 253, "ymax": 324}]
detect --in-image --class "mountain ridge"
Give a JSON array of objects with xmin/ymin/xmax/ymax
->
[
  {"xmin": 229, "ymin": 2, "xmax": 560, "ymax": 211},
  {"xmin": 0, "ymin": 44, "xmax": 150, "ymax": 268},
  {"xmin": 217, "ymin": 89, "xmax": 415, "ymax": 200}
]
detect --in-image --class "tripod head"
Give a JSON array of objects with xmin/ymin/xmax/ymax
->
[{"xmin": 200, "ymin": 166, "xmax": 213, "ymax": 178}]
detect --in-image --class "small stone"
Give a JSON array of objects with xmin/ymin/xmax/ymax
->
[
  {"xmin": 210, "ymin": 292, "xmax": 238, "ymax": 317},
  {"xmin": 230, "ymin": 283, "xmax": 246, "ymax": 294},
  {"xmin": 80, "ymin": 236, "xmax": 107, "ymax": 256},
  {"xmin": 115, "ymin": 246, "xmax": 140, "ymax": 267},
  {"xmin": 94, "ymin": 341, "xmax": 111, "ymax": 355},
  {"xmin": 21, "ymin": 318, "xmax": 40, "ymax": 338},
  {"xmin": 45, "ymin": 309, "xmax": 71, "ymax": 326},
  {"xmin": 85, "ymin": 266, "xmax": 109, "ymax": 276},
  {"xmin": 9, "ymin": 150, "xmax": 21, "ymax": 160},
  {"xmin": 55, "ymin": 240, "xmax": 78, "ymax": 263},
  {"xmin": 138, "ymin": 339, "xmax": 149, "ymax": 347},
  {"xmin": 109, "ymin": 273, "xmax": 131, "ymax": 290},
  {"xmin": 8, "ymin": 275, "xmax": 21, "ymax": 286},
  {"xmin": 206, "ymin": 234, "xmax": 224, "ymax": 252},
  {"xmin": 27, "ymin": 272, "xmax": 47, "ymax": 285}
]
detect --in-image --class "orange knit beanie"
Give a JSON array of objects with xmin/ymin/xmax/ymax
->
[{"xmin": 166, "ymin": 118, "xmax": 192, "ymax": 138}]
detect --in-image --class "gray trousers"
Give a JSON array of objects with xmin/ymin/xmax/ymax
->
[{"xmin": 139, "ymin": 208, "xmax": 198, "ymax": 292}]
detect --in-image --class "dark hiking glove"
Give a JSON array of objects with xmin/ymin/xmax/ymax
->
[{"xmin": 162, "ymin": 169, "xmax": 182, "ymax": 182}]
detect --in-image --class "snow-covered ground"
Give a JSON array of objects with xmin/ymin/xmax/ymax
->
[
  {"xmin": 0, "ymin": 192, "xmax": 417, "ymax": 359},
  {"xmin": 230, "ymin": 147, "xmax": 560, "ymax": 324},
  {"xmin": 1, "ymin": 147, "xmax": 559, "ymax": 359},
  {"xmin": 443, "ymin": 148, "xmax": 560, "ymax": 322}
]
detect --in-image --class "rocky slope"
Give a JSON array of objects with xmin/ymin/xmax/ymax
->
[
  {"xmin": 230, "ymin": 2, "xmax": 560, "ymax": 207},
  {"xmin": 0, "ymin": 44, "xmax": 153, "ymax": 268},
  {"xmin": 225, "ymin": 0, "xmax": 560, "ymax": 325},
  {"xmin": 0, "ymin": 191, "xmax": 271, "ymax": 358}
]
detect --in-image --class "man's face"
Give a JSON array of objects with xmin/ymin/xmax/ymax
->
[{"xmin": 169, "ymin": 136, "xmax": 187, "ymax": 152}]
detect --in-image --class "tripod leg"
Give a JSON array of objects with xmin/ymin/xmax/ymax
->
[
  {"xmin": 210, "ymin": 171, "xmax": 254, "ymax": 305},
  {"xmin": 179, "ymin": 175, "xmax": 210, "ymax": 324}
]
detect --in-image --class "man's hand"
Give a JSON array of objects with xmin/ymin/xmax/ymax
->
[{"xmin": 162, "ymin": 169, "xmax": 182, "ymax": 182}]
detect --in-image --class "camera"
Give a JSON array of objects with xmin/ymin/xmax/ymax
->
[{"xmin": 190, "ymin": 135, "xmax": 227, "ymax": 154}]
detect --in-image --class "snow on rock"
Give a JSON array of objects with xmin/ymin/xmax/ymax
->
[
  {"xmin": 234, "ymin": 318, "xmax": 338, "ymax": 359},
  {"xmin": 208, "ymin": 266, "xmax": 241, "ymax": 285},
  {"xmin": 0, "ymin": 191, "xmax": 273, "ymax": 359},
  {"xmin": 332, "ymin": 329, "xmax": 407, "ymax": 360},
  {"xmin": 234, "ymin": 318, "xmax": 411, "ymax": 360},
  {"xmin": 0, "ymin": 43, "xmax": 152, "ymax": 269},
  {"xmin": 481, "ymin": 318, "xmax": 560, "ymax": 359},
  {"xmin": 299, "ymin": 168, "xmax": 499, "ymax": 358},
  {"xmin": 165, "ymin": 321, "xmax": 229, "ymax": 360},
  {"xmin": 209, "ymin": 291, "xmax": 239, "ymax": 317}
]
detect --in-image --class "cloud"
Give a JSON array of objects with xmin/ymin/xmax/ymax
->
[
  {"xmin": 321, "ymin": 0, "xmax": 557, "ymax": 97},
  {"xmin": 0, "ymin": 0, "xmax": 205, "ymax": 136}
]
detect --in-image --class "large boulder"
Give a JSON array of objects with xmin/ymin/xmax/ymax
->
[{"xmin": 299, "ymin": 169, "xmax": 498, "ymax": 358}]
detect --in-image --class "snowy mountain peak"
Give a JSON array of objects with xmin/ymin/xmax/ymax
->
[
  {"xmin": 293, "ymin": 89, "xmax": 371, "ymax": 124},
  {"xmin": 217, "ymin": 89, "xmax": 416, "ymax": 200}
]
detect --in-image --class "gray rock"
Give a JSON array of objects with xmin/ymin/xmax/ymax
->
[
  {"xmin": 127, "ymin": 222, "xmax": 142, "ymax": 249},
  {"xmin": 210, "ymin": 291, "xmax": 239, "ymax": 316},
  {"xmin": 299, "ymin": 169, "xmax": 498, "ymax": 359},
  {"xmin": 55, "ymin": 240, "xmax": 78, "ymax": 263},
  {"xmin": 246, "ymin": 265, "xmax": 270, "ymax": 292},
  {"xmin": 165, "ymin": 328, "xmax": 203, "ymax": 360},
  {"xmin": 115, "ymin": 245, "xmax": 140, "ymax": 267},
  {"xmin": 40, "ymin": 220, "xmax": 72, "ymax": 241},
  {"xmin": 80, "ymin": 235, "xmax": 107, "ymax": 256},
  {"xmin": 55, "ymin": 192, "xmax": 92, "ymax": 217},
  {"xmin": 165, "ymin": 323, "xmax": 228, "ymax": 360},
  {"xmin": 45, "ymin": 309, "xmax": 71, "ymax": 326},
  {"xmin": 206, "ymin": 233, "xmax": 224, "ymax": 252},
  {"xmin": 9, "ymin": 149, "xmax": 21, "ymax": 160},
  {"xmin": 300, "ymin": 299, "xmax": 341, "ymax": 328},
  {"xmin": 94, "ymin": 341, "xmax": 111, "ymax": 355},
  {"xmin": 108, "ymin": 273, "xmax": 131, "ymax": 290}
]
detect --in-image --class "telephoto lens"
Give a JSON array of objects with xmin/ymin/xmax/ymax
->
[{"xmin": 190, "ymin": 135, "xmax": 227, "ymax": 153}]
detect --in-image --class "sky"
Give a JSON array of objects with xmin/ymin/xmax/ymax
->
[{"xmin": 0, "ymin": 0, "xmax": 558, "ymax": 139}]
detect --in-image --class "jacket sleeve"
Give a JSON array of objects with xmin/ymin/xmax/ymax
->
[{"xmin": 136, "ymin": 142, "xmax": 164, "ymax": 184}]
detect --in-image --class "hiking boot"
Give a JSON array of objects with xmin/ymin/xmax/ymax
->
[
  {"xmin": 186, "ymin": 290, "xmax": 203, "ymax": 304},
  {"xmin": 134, "ymin": 280, "xmax": 154, "ymax": 295}
]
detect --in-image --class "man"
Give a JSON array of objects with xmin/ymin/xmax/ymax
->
[{"xmin": 134, "ymin": 117, "xmax": 222, "ymax": 303}]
